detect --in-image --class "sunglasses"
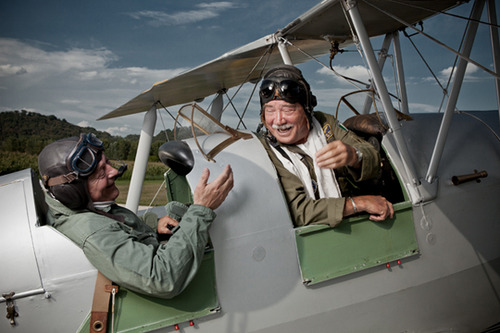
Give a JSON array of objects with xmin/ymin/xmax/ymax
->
[
  {"xmin": 259, "ymin": 79, "xmax": 307, "ymax": 106},
  {"xmin": 67, "ymin": 133, "xmax": 104, "ymax": 177}
]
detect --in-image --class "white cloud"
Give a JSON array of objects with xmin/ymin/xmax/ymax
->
[
  {"xmin": 408, "ymin": 102, "xmax": 440, "ymax": 113},
  {"xmin": 421, "ymin": 63, "xmax": 484, "ymax": 85},
  {"xmin": 440, "ymin": 63, "xmax": 478, "ymax": 77},
  {"xmin": 105, "ymin": 124, "xmax": 136, "ymax": 136},
  {"xmin": 0, "ymin": 38, "xmax": 189, "ymax": 135},
  {"xmin": 128, "ymin": 2, "xmax": 240, "ymax": 27},
  {"xmin": 77, "ymin": 120, "xmax": 91, "ymax": 127},
  {"xmin": 0, "ymin": 64, "xmax": 27, "ymax": 77},
  {"xmin": 317, "ymin": 65, "xmax": 371, "ymax": 87}
]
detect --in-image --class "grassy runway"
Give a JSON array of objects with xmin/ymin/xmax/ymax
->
[{"xmin": 115, "ymin": 179, "xmax": 168, "ymax": 207}]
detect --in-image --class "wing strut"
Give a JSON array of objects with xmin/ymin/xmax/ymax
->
[
  {"xmin": 392, "ymin": 31, "xmax": 410, "ymax": 116},
  {"xmin": 487, "ymin": 0, "xmax": 500, "ymax": 124},
  {"xmin": 278, "ymin": 39, "xmax": 293, "ymax": 65},
  {"xmin": 344, "ymin": 0, "xmax": 419, "ymax": 189},
  {"xmin": 126, "ymin": 105, "xmax": 157, "ymax": 213},
  {"xmin": 361, "ymin": 33, "xmax": 393, "ymax": 115},
  {"xmin": 426, "ymin": 0, "xmax": 485, "ymax": 184}
]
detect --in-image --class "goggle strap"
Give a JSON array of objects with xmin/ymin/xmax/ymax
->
[
  {"xmin": 44, "ymin": 172, "xmax": 78, "ymax": 187},
  {"xmin": 272, "ymin": 87, "xmax": 281, "ymax": 100}
]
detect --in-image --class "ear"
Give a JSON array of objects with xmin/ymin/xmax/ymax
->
[{"xmin": 310, "ymin": 94, "xmax": 317, "ymax": 108}]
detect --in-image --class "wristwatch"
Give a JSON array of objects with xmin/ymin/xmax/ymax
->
[{"xmin": 354, "ymin": 147, "xmax": 363, "ymax": 164}]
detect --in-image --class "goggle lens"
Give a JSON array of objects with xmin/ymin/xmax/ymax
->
[
  {"xmin": 259, "ymin": 79, "xmax": 306, "ymax": 105},
  {"xmin": 67, "ymin": 133, "xmax": 104, "ymax": 177}
]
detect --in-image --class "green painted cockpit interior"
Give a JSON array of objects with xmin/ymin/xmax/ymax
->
[
  {"xmin": 78, "ymin": 249, "xmax": 219, "ymax": 333},
  {"xmin": 165, "ymin": 169, "xmax": 193, "ymax": 204},
  {"xmin": 295, "ymin": 200, "xmax": 418, "ymax": 286}
]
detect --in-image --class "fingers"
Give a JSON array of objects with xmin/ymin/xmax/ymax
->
[
  {"xmin": 354, "ymin": 195, "xmax": 394, "ymax": 222},
  {"xmin": 368, "ymin": 198, "xmax": 394, "ymax": 222},
  {"xmin": 315, "ymin": 141, "xmax": 356, "ymax": 169},
  {"xmin": 212, "ymin": 165, "xmax": 233, "ymax": 190},
  {"xmin": 193, "ymin": 165, "xmax": 234, "ymax": 210},
  {"xmin": 157, "ymin": 215, "xmax": 179, "ymax": 234},
  {"xmin": 198, "ymin": 168, "xmax": 210, "ymax": 188}
]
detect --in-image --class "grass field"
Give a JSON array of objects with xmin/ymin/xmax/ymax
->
[{"xmin": 115, "ymin": 179, "xmax": 168, "ymax": 206}]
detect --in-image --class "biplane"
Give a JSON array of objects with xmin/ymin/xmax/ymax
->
[{"xmin": 1, "ymin": 0, "xmax": 499, "ymax": 332}]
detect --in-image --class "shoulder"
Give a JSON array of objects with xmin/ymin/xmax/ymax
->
[
  {"xmin": 313, "ymin": 111, "xmax": 347, "ymax": 130},
  {"xmin": 45, "ymin": 195, "xmax": 126, "ymax": 246},
  {"xmin": 54, "ymin": 210, "xmax": 121, "ymax": 248},
  {"xmin": 312, "ymin": 111, "xmax": 349, "ymax": 142}
]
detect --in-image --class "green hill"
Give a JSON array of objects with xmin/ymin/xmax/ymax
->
[
  {"xmin": 0, "ymin": 110, "xmax": 178, "ymax": 176},
  {"xmin": 1, "ymin": 110, "xmax": 114, "ymax": 155}
]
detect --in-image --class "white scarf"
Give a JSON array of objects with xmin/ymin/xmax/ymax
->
[
  {"xmin": 270, "ymin": 117, "xmax": 342, "ymax": 199},
  {"xmin": 93, "ymin": 201, "xmax": 115, "ymax": 210}
]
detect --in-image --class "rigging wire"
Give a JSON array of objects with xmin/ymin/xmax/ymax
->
[
  {"xmin": 282, "ymin": 37, "xmax": 404, "ymax": 112},
  {"xmin": 143, "ymin": 102, "xmax": 181, "ymax": 210},
  {"xmin": 222, "ymin": 90, "xmax": 247, "ymax": 130},
  {"xmin": 387, "ymin": 53, "xmax": 402, "ymax": 114},
  {"xmin": 401, "ymin": 4, "xmax": 471, "ymax": 113},
  {"xmin": 458, "ymin": 110, "xmax": 500, "ymax": 142},
  {"xmin": 157, "ymin": 104, "xmax": 170, "ymax": 142},
  {"xmin": 280, "ymin": 38, "xmax": 369, "ymax": 91},
  {"xmin": 402, "ymin": 29, "xmax": 449, "ymax": 96},
  {"xmin": 237, "ymin": 44, "xmax": 275, "ymax": 130},
  {"xmin": 360, "ymin": 0, "xmax": 500, "ymax": 79},
  {"xmin": 340, "ymin": 0, "xmax": 376, "ymax": 91},
  {"xmin": 157, "ymin": 100, "xmax": 187, "ymax": 139},
  {"xmin": 386, "ymin": 0, "xmax": 500, "ymax": 29},
  {"xmin": 223, "ymin": 43, "xmax": 276, "ymax": 130},
  {"xmin": 144, "ymin": 179, "xmax": 167, "ymax": 214}
]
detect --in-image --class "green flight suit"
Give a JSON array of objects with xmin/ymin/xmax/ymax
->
[
  {"xmin": 261, "ymin": 111, "xmax": 380, "ymax": 228},
  {"xmin": 45, "ymin": 193, "xmax": 214, "ymax": 299}
]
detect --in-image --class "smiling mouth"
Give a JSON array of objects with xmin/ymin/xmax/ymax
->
[{"xmin": 272, "ymin": 124, "xmax": 293, "ymax": 134}]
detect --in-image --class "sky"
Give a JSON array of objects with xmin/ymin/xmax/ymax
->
[{"xmin": 0, "ymin": 1, "xmax": 498, "ymax": 136}]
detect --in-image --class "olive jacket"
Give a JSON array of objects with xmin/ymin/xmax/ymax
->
[
  {"xmin": 260, "ymin": 111, "xmax": 380, "ymax": 228},
  {"xmin": 45, "ymin": 194, "xmax": 214, "ymax": 299}
]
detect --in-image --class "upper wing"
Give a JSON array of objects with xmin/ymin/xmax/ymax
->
[{"xmin": 100, "ymin": 0, "xmax": 461, "ymax": 120}]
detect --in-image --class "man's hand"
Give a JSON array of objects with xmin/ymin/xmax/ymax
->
[
  {"xmin": 346, "ymin": 195, "xmax": 394, "ymax": 222},
  {"xmin": 157, "ymin": 215, "xmax": 179, "ymax": 235},
  {"xmin": 315, "ymin": 140, "xmax": 359, "ymax": 169},
  {"xmin": 193, "ymin": 165, "xmax": 234, "ymax": 210}
]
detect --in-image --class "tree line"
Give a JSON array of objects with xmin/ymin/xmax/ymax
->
[{"xmin": 0, "ymin": 110, "xmax": 185, "ymax": 177}]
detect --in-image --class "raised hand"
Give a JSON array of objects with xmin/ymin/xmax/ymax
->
[
  {"xmin": 193, "ymin": 165, "xmax": 234, "ymax": 210},
  {"xmin": 315, "ymin": 140, "xmax": 359, "ymax": 169}
]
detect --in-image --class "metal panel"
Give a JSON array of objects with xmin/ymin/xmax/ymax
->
[
  {"xmin": 0, "ymin": 170, "xmax": 42, "ymax": 294},
  {"xmin": 78, "ymin": 250, "xmax": 219, "ymax": 333},
  {"xmin": 295, "ymin": 201, "xmax": 418, "ymax": 285}
]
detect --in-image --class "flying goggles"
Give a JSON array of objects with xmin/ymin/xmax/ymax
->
[
  {"xmin": 67, "ymin": 133, "xmax": 105, "ymax": 177},
  {"xmin": 259, "ymin": 79, "xmax": 308, "ymax": 107},
  {"xmin": 43, "ymin": 133, "xmax": 127, "ymax": 188}
]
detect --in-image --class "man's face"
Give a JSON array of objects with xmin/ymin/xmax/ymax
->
[
  {"xmin": 87, "ymin": 153, "xmax": 120, "ymax": 202},
  {"xmin": 263, "ymin": 100, "xmax": 309, "ymax": 145}
]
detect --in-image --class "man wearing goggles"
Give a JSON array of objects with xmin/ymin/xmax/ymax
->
[
  {"xmin": 259, "ymin": 65, "xmax": 393, "ymax": 227},
  {"xmin": 39, "ymin": 133, "xmax": 233, "ymax": 298}
]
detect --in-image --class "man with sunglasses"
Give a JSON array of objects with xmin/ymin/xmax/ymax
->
[
  {"xmin": 39, "ymin": 133, "xmax": 233, "ymax": 298},
  {"xmin": 259, "ymin": 65, "xmax": 393, "ymax": 228}
]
